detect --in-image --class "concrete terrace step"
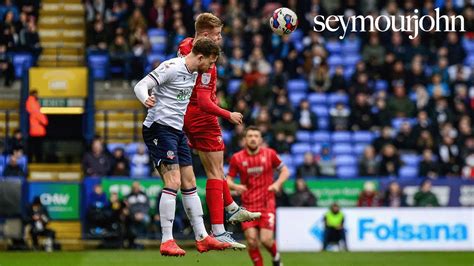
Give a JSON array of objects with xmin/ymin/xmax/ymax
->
[
  {"xmin": 42, "ymin": 47, "xmax": 83, "ymax": 56},
  {"xmin": 42, "ymin": 0, "xmax": 82, "ymax": 3},
  {"xmin": 40, "ymin": 3, "xmax": 84, "ymax": 16},
  {"xmin": 39, "ymin": 16, "xmax": 84, "ymax": 29},
  {"xmin": 41, "ymin": 41, "xmax": 84, "ymax": 49},
  {"xmin": 38, "ymin": 61, "xmax": 83, "ymax": 67}
]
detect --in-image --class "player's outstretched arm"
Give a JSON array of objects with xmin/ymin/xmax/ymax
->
[{"xmin": 134, "ymin": 75, "xmax": 156, "ymax": 108}]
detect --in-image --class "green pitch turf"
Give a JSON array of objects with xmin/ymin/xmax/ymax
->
[{"xmin": 0, "ymin": 250, "xmax": 473, "ymax": 266}]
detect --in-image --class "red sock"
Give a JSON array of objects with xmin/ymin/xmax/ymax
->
[
  {"xmin": 222, "ymin": 179, "xmax": 234, "ymax": 207},
  {"xmin": 265, "ymin": 242, "xmax": 278, "ymax": 258},
  {"xmin": 248, "ymin": 248, "xmax": 263, "ymax": 266},
  {"xmin": 206, "ymin": 179, "xmax": 224, "ymax": 224}
]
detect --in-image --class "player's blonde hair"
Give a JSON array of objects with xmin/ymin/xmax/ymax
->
[{"xmin": 195, "ymin": 13, "xmax": 223, "ymax": 34}]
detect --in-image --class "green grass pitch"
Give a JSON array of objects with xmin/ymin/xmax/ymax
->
[{"xmin": 0, "ymin": 250, "xmax": 473, "ymax": 266}]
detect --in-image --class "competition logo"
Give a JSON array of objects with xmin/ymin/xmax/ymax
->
[
  {"xmin": 167, "ymin": 151, "xmax": 175, "ymax": 160},
  {"xmin": 201, "ymin": 73, "xmax": 211, "ymax": 85},
  {"xmin": 153, "ymin": 139, "xmax": 158, "ymax": 146}
]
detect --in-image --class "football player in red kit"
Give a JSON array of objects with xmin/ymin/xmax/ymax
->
[
  {"xmin": 178, "ymin": 13, "xmax": 261, "ymax": 248},
  {"xmin": 227, "ymin": 126, "xmax": 289, "ymax": 266}
]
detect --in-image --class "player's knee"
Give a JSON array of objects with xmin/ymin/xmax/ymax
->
[
  {"xmin": 164, "ymin": 174, "xmax": 181, "ymax": 190},
  {"xmin": 261, "ymin": 236, "xmax": 274, "ymax": 248},
  {"xmin": 247, "ymin": 237, "xmax": 258, "ymax": 249}
]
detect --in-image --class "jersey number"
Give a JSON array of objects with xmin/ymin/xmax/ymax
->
[{"xmin": 268, "ymin": 213, "xmax": 275, "ymax": 228}]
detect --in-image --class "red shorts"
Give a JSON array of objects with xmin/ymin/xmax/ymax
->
[
  {"xmin": 241, "ymin": 211, "xmax": 276, "ymax": 231},
  {"xmin": 184, "ymin": 106, "xmax": 225, "ymax": 152}
]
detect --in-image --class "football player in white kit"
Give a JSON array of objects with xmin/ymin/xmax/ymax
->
[{"xmin": 134, "ymin": 38, "xmax": 230, "ymax": 256}]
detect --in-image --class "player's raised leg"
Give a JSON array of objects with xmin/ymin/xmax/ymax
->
[
  {"xmin": 260, "ymin": 228, "xmax": 282, "ymax": 266},
  {"xmin": 179, "ymin": 162, "xmax": 231, "ymax": 252},
  {"xmin": 157, "ymin": 163, "xmax": 186, "ymax": 257},
  {"xmin": 244, "ymin": 227, "xmax": 263, "ymax": 266}
]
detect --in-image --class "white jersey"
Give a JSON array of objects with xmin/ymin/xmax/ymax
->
[{"xmin": 143, "ymin": 57, "xmax": 197, "ymax": 130}]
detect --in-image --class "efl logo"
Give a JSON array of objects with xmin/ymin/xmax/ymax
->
[{"xmin": 313, "ymin": 8, "xmax": 465, "ymax": 40}]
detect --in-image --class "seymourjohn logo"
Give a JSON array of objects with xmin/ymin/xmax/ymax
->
[
  {"xmin": 314, "ymin": 8, "xmax": 465, "ymax": 40},
  {"xmin": 359, "ymin": 218, "xmax": 468, "ymax": 241}
]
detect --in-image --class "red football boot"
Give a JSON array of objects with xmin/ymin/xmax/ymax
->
[
  {"xmin": 160, "ymin": 239, "xmax": 186, "ymax": 257},
  {"xmin": 196, "ymin": 235, "xmax": 232, "ymax": 253}
]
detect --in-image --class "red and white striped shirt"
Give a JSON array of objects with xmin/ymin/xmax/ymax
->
[{"xmin": 228, "ymin": 147, "xmax": 283, "ymax": 212}]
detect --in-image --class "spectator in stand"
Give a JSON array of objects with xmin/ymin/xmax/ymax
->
[
  {"xmin": 0, "ymin": 0, "xmax": 20, "ymax": 21},
  {"xmin": 87, "ymin": 19, "xmax": 108, "ymax": 51},
  {"xmin": 130, "ymin": 144, "xmax": 150, "ymax": 178},
  {"xmin": 273, "ymin": 111, "xmax": 298, "ymax": 144},
  {"xmin": 19, "ymin": 20, "xmax": 41, "ymax": 65},
  {"xmin": 372, "ymin": 126, "xmax": 394, "ymax": 153},
  {"xmin": 412, "ymin": 111, "xmax": 434, "ymax": 138},
  {"xmin": 148, "ymin": 0, "xmax": 169, "ymax": 28},
  {"xmin": 362, "ymin": 34, "xmax": 385, "ymax": 76},
  {"xmin": 295, "ymin": 100, "xmax": 318, "ymax": 131},
  {"xmin": 358, "ymin": 146, "xmax": 378, "ymax": 177},
  {"xmin": 26, "ymin": 196, "xmax": 56, "ymax": 252},
  {"xmin": 431, "ymin": 98, "xmax": 455, "ymax": 129},
  {"xmin": 271, "ymin": 132, "xmax": 290, "ymax": 154},
  {"xmin": 382, "ymin": 181, "xmax": 407, "ymax": 207},
  {"xmin": 329, "ymin": 66, "xmax": 346, "ymax": 92},
  {"xmin": 296, "ymin": 152, "xmax": 319, "ymax": 179},
  {"xmin": 309, "ymin": 62, "xmax": 330, "ymax": 92},
  {"xmin": 329, "ymin": 102, "xmax": 350, "ymax": 131},
  {"xmin": 82, "ymin": 138, "xmax": 111, "ymax": 177},
  {"xmin": 125, "ymin": 182, "xmax": 150, "ymax": 249},
  {"xmin": 6, "ymin": 129, "xmax": 25, "ymax": 155},
  {"xmin": 229, "ymin": 47, "xmax": 245, "ymax": 79},
  {"xmin": 387, "ymin": 83, "xmax": 415, "ymax": 118},
  {"xmin": 3, "ymin": 154, "xmax": 25, "ymax": 177},
  {"xmin": 110, "ymin": 147, "xmax": 130, "ymax": 176},
  {"xmin": 351, "ymin": 93, "xmax": 374, "ymax": 131},
  {"xmin": 289, "ymin": 178, "xmax": 317, "ymax": 207},
  {"xmin": 419, "ymin": 149, "xmax": 440, "ymax": 179},
  {"xmin": 378, "ymin": 144, "xmax": 402, "ymax": 177},
  {"xmin": 357, "ymin": 181, "xmax": 381, "ymax": 207},
  {"xmin": 462, "ymin": 153, "xmax": 474, "ymax": 180},
  {"xmin": 438, "ymin": 136, "xmax": 461, "ymax": 176},
  {"xmin": 86, "ymin": 184, "xmax": 109, "ymax": 236},
  {"xmin": 316, "ymin": 144, "xmax": 336, "ymax": 177},
  {"xmin": 427, "ymin": 73, "xmax": 450, "ymax": 97},
  {"xmin": 415, "ymin": 129, "xmax": 436, "ymax": 153},
  {"xmin": 129, "ymin": 26, "xmax": 149, "ymax": 80},
  {"xmin": 109, "ymin": 34, "xmax": 130, "ymax": 79},
  {"xmin": 373, "ymin": 95, "xmax": 392, "ymax": 128},
  {"xmin": 0, "ymin": 44, "xmax": 14, "ymax": 86},
  {"xmin": 444, "ymin": 32, "xmax": 466, "ymax": 66},
  {"xmin": 25, "ymin": 90, "xmax": 48, "ymax": 163},
  {"xmin": 394, "ymin": 122, "xmax": 416, "ymax": 152},
  {"xmin": 270, "ymin": 94, "xmax": 292, "ymax": 123},
  {"xmin": 414, "ymin": 179, "xmax": 440, "ymax": 207}
]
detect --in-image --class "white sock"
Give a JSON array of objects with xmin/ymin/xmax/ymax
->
[
  {"xmin": 225, "ymin": 201, "xmax": 239, "ymax": 214},
  {"xmin": 273, "ymin": 252, "xmax": 281, "ymax": 261},
  {"xmin": 211, "ymin": 224, "xmax": 226, "ymax": 235},
  {"xmin": 181, "ymin": 187, "xmax": 208, "ymax": 241},
  {"xmin": 160, "ymin": 188, "xmax": 177, "ymax": 242}
]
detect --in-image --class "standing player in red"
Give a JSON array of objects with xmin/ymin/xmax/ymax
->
[
  {"xmin": 227, "ymin": 126, "xmax": 289, "ymax": 266},
  {"xmin": 178, "ymin": 13, "xmax": 261, "ymax": 248}
]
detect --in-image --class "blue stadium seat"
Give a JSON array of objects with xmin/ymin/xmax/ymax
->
[
  {"xmin": 342, "ymin": 38, "xmax": 360, "ymax": 54},
  {"xmin": 401, "ymin": 154, "xmax": 421, "ymax": 167},
  {"xmin": 222, "ymin": 130, "xmax": 232, "ymax": 144},
  {"xmin": 107, "ymin": 143, "xmax": 126, "ymax": 153},
  {"xmin": 399, "ymin": 166, "xmax": 419, "ymax": 179},
  {"xmin": 291, "ymin": 143, "xmax": 311, "ymax": 154},
  {"xmin": 130, "ymin": 165, "xmax": 151, "ymax": 178},
  {"xmin": 125, "ymin": 142, "xmax": 140, "ymax": 156},
  {"xmin": 375, "ymin": 80, "xmax": 389, "ymax": 91},
  {"xmin": 317, "ymin": 117, "xmax": 330, "ymax": 130},
  {"xmin": 343, "ymin": 54, "xmax": 361, "ymax": 67},
  {"xmin": 354, "ymin": 143, "xmax": 369, "ymax": 155},
  {"xmin": 293, "ymin": 154, "xmax": 305, "ymax": 166},
  {"xmin": 308, "ymin": 93, "xmax": 327, "ymax": 105},
  {"xmin": 296, "ymin": 131, "xmax": 312, "ymax": 143},
  {"xmin": 311, "ymin": 144, "xmax": 322, "ymax": 154},
  {"xmin": 289, "ymin": 29, "xmax": 304, "ymax": 43},
  {"xmin": 0, "ymin": 165, "xmax": 3, "ymax": 176},
  {"xmin": 148, "ymin": 28, "xmax": 168, "ymax": 53},
  {"xmin": 352, "ymin": 131, "xmax": 375, "ymax": 143},
  {"xmin": 88, "ymin": 53, "xmax": 109, "ymax": 80},
  {"xmin": 228, "ymin": 79, "xmax": 242, "ymax": 95},
  {"xmin": 311, "ymin": 105, "xmax": 328, "ymax": 117},
  {"xmin": 287, "ymin": 165, "xmax": 297, "ymax": 178},
  {"xmin": 332, "ymin": 143, "xmax": 353, "ymax": 155},
  {"xmin": 465, "ymin": 54, "xmax": 474, "ymax": 67},
  {"xmin": 279, "ymin": 154, "xmax": 293, "ymax": 168},
  {"xmin": 287, "ymin": 79, "xmax": 308, "ymax": 92},
  {"xmin": 337, "ymin": 166, "xmax": 358, "ymax": 179},
  {"xmin": 331, "ymin": 131, "xmax": 351, "ymax": 143},
  {"xmin": 391, "ymin": 118, "xmax": 417, "ymax": 132},
  {"xmin": 328, "ymin": 93, "xmax": 349, "ymax": 105},
  {"xmin": 325, "ymin": 41, "xmax": 342, "ymax": 54},
  {"xmin": 335, "ymin": 155, "xmax": 357, "ymax": 166},
  {"xmin": 462, "ymin": 38, "xmax": 474, "ymax": 53},
  {"xmin": 343, "ymin": 65, "xmax": 355, "ymax": 80},
  {"xmin": 312, "ymin": 131, "xmax": 331, "ymax": 143},
  {"xmin": 327, "ymin": 55, "xmax": 343, "ymax": 67},
  {"xmin": 13, "ymin": 53, "xmax": 33, "ymax": 78},
  {"xmin": 289, "ymin": 91, "xmax": 307, "ymax": 106},
  {"xmin": 0, "ymin": 155, "xmax": 5, "ymax": 167}
]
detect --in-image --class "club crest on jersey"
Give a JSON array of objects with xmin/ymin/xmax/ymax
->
[
  {"xmin": 243, "ymin": 161, "xmax": 248, "ymax": 167},
  {"xmin": 167, "ymin": 150, "xmax": 175, "ymax": 160},
  {"xmin": 201, "ymin": 73, "xmax": 211, "ymax": 85}
]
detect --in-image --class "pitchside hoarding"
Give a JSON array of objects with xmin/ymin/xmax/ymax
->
[
  {"xmin": 277, "ymin": 207, "xmax": 474, "ymax": 251},
  {"xmin": 28, "ymin": 183, "xmax": 80, "ymax": 220}
]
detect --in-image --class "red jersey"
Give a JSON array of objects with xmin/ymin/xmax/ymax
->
[
  {"xmin": 228, "ymin": 147, "xmax": 283, "ymax": 212},
  {"xmin": 177, "ymin": 38, "xmax": 231, "ymax": 121}
]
